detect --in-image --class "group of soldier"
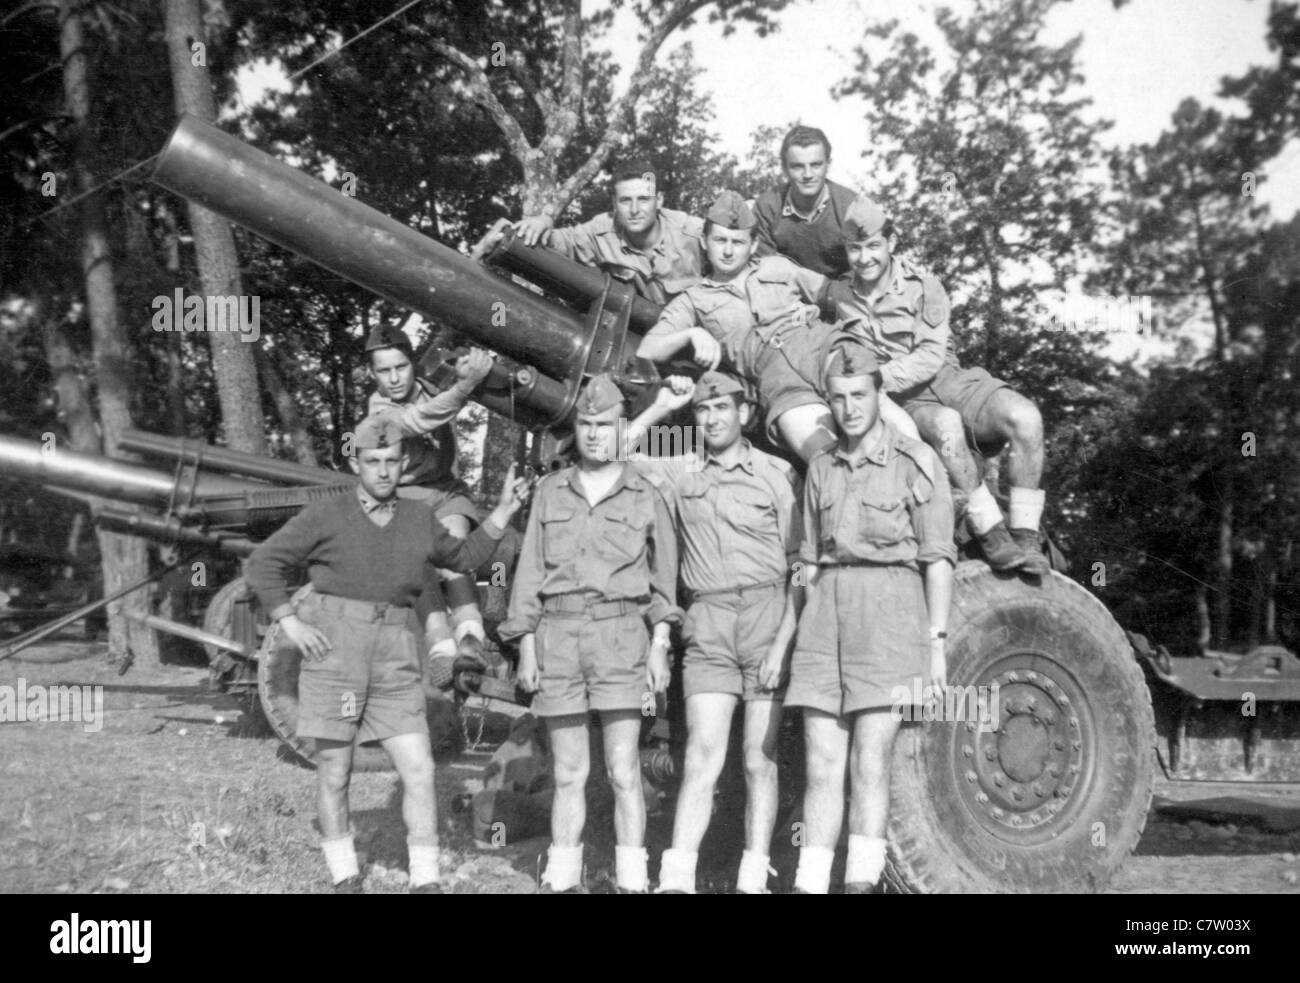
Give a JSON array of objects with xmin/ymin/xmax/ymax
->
[{"xmin": 244, "ymin": 125, "xmax": 1052, "ymax": 894}]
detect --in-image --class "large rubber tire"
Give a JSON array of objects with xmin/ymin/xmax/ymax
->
[
  {"xmin": 201, "ymin": 576, "xmax": 248, "ymax": 665},
  {"xmin": 884, "ymin": 562, "xmax": 1155, "ymax": 893}
]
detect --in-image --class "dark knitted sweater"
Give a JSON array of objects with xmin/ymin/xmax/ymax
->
[
  {"xmin": 246, "ymin": 491, "xmax": 503, "ymax": 615},
  {"xmin": 753, "ymin": 179, "xmax": 859, "ymax": 279}
]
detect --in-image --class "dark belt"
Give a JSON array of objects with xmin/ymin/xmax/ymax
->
[
  {"xmin": 542, "ymin": 595, "xmax": 642, "ymax": 621},
  {"xmin": 683, "ymin": 577, "xmax": 786, "ymax": 605},
  {"xmin": 311, "ymin": 593, "xmax": 411, "ymax": 625}
]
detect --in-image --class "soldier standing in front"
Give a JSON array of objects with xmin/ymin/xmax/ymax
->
[
  {"xmin": 499, "ymin": 375, "xmax": 681, "ymax": 893},
  {"xmin": 787, "ymin": 338, "xmax": 956, "ymax": 894}
]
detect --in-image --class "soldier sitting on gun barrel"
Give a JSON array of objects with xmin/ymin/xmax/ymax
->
[
  {"xmin": 636, "ymin": 190, "xmax": 920, "ymax": 464},
  {"xmin": 364, "ymin": 323, "xmax": 500, "ymax": 688},
  {"xmin": 476, "ymin": 158, "xmax": 705, "ymax": 306},
  {"xmin": 245, "ymin": 413, "xmax": 529, "ymax": 893}
]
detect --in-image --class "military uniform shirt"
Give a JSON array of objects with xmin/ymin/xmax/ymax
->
[
  {"xmin": 801, "ymin": 423, "xmax": 957, "ymax": 569},
  {"xmin": 632, "ymin": 440, "xmax": 801, "ymax": 594},
  {"xmin": 548, "ymin": 207, "xmax": 705, "ymax": 301},
  {"xmin": 368, "ymin": 381, "xmax": 473, "ymax": 487},
  {"xmin": 499, "ymin": 463, "xmax": 682, "ymax": 639},
  {"xmin": 647, "ymin": 256, "xmax": 827, "ymax": 372},
  {"xmin": 832, "ymin": 256, "xmax": 960, "ymax": 394}
]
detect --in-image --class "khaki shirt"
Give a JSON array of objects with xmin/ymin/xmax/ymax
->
[
  {"xmin": 801, "ymin": 423, "xmax": 957, "ymax": 569},
  {"xmin": 648, "ymin": 256, "xmax": 827, "ymax": 369},
  {"xmin": 548, "ymin": 207, "xmax": 705, "ymax": 302},
  {"xmin": 632, "ymin": 440, "xmax": 801, "ymax": 594},
  {"xmin": 499, "ymin": 463, "xmax": 681, "ymax": 639},
  {"xmin": 831, "ymin": 256, "xmax": 960, "ymax": 394}
]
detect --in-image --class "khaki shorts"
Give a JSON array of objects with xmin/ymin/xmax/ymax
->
[
  {"xmin": 785, "ymin": 565, "xmax": 929, "ymax": 717},
  {"xmin": 533, "ymin": 611, "xmax": 651, "ymax": 717},
  {"xmin": 898, "ymin": 364, "xmax": 1010, "ymax": 450},
  {"xmin": 293, "ymin": 593, "xmax": 428, "ymax": 743},
  {"xmin": 737, "ymin": 322, "xmax": 837, "ymax": 443},
  {"xmin": 682, "ymin": 582, "xmax": 786, "ymax": 701}
]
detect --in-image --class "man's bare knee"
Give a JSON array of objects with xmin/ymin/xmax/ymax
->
[{"xmin": 604, "ymin": 756, "xmax": 641, "ymax": 794}]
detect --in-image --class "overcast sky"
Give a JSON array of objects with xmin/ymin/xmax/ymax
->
[{"xmin": 602, "ymin": 0, "xmax": 1299, "ymax": 221}]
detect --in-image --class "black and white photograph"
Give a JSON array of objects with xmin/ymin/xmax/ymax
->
[{"xmin": 0, "ymin": 0, "xmax": 1296, "ymax": 927}]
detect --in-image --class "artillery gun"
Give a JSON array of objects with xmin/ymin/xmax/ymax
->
[{"xmin": 5, "ymin": 114, "xmax": 1296, "ymax": 893}]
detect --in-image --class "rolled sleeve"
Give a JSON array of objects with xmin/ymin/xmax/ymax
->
[
  {"xmin": 548, "ymin": 219, "xmax": 602, "ymax": 266},
  {"xmin": 647, "ymin": 293, "xmax": 699, "ymax": 339},
  {"xmin": 645, "ymin": 485, "xmax": 683, "ymax": 627},
  {"xmin": 912, "ymin": 446, "xmax": 958, "ymax": 566},
  {"xmin": 391, "ymin": 380, "xmax": 474, "ymax": 436},
  {"xmin": 498, "ymin": 505, "xmax": 546, "ymax": 641}
]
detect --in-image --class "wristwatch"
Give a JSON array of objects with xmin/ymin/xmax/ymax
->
[{"xmin": 929, "ymin": 628, "xmax": 947, "ymax": 641}]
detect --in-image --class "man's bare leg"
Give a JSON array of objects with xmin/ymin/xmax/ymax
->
[
  {"xmin": 383, "ymin": 730, "xmax": 441, "ymax": 888},
  {"xmin": 977, "ymin": 390, "xmax": 1048, "ymax": 571},
  {"xmin": 316, "ymin": 739, "xmax": 360, "ymax": 888},
  {"xmin": 435, "ymin": 514, "xmax": 488, "ymax": 660},
  {"xmin": 794, "ymin": 708, "xmax": 849, "ymax": 894},
  {"xmin": 541, "ymin": 713, "xmax": 590, "ymax": 891},
  {"xmin": 601, "ymin": 708, "xmax": 650, "ymax": 892},
  {"xmin": 776, "ymin": 403, "xmax": 838, "ymax": 463},
  {"xmin": 738, "ymin": 697, "xmax": 784, "ymax": 893},
  {"xmin": 658, "ymin": 692, "xmax": 737, "ymax": 892},
  {"xmin": 877, "ymin": 392, "xmax": 920, "ymax": 440},
  {"xmin": 845, "ymin": 709, "xmax": 902, "ymax": 891}
]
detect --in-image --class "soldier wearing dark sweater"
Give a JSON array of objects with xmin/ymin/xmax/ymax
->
[{"xmin": 246, "ymin": 414, "xmax": 530, "ymax": 893}]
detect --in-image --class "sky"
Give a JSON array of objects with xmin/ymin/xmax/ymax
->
[{"xmin": 600, "ymin": 0, "xmax": 1300, "ymax": 221}]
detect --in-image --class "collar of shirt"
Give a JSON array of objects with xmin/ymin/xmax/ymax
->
[
  {"xmin": 702, "ymin": 439, "xmax": 756, "ymax": 475},
  {"xmin": 602, "ymin": 207, "xmax": 683, "ymax": 258},
  {"xmin": 700, "ymin": 262, "xmax": 755, "ymax": 293},
  {"xmin": 832, "ymin": 424, "xmax": 898, "ymax": 468},
  {"xmin": 850, "ymin": 257, "xmax": 909, "ymax": 308},
  {"xmin": 556, "ymin": 461, "xmax": 647, "ymax": 504},
  {"xmin": 781, "ymin": 183, "xmax": 830, "ymax": 221},
  {"xmin": 356, "ymin": 485, "xmax": 398, "ymax": 516}
]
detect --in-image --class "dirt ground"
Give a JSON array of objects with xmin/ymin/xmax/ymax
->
[{"xmin": 2, "ymin": 640, "xmax": 1298, "ymax": 895}]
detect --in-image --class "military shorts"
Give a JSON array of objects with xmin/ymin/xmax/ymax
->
[
  {"xmin": 897, "ymin": 364, "xmax": 1010, "ymax": 449},
  {"xmin": 682, "ymin": 581, "xmax": 786, "ymax": 701},
  {"xmin": 533, "ymin": 608, "xmax": 650, "ymax": 717},
  {"xmin": 785, "ymin": 565, "xmax": 929, "ymax": 717},
  {"xmin": 293, "ymin": 592, "xmax": 429, "ymax": 744},
  {"xmin": 737, "ymin": 321, "xmax": 837, "ymax": 443}
]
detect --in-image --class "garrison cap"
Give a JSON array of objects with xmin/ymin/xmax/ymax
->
[
  {"xmin": 692, "ymin": 371, "xmax": 747, "ymax": 405},
  {"xmin": 822, "ymin": 336, "xmax": 880, "ymax": 388},
  {"xmin": 364, "ymin": 323, "xmax": 415, "ymax": 358},
  {"xmin": 352, "ymin": 412, "xmax": 405, "ymax": 452},
  {"xmin": 842, "ymin": 196, "xmax": 890, "ymax": 241},
  {"xmin": 575, "ymin": 373, "xmax": 626, "ymax": 416},
  {"xmin": 705, "ymin": 190, "xmax": 756, "ymax": 231}
]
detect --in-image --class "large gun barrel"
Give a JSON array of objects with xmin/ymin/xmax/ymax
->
[
  {"xmin": 152, "ymin": 115, "xmax": 657, "ymax": 427},
  {"xmin": 119, "ymin": 428, "xmax": 351, "ymax": 487}
]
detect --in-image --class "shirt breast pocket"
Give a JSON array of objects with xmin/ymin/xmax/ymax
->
[
  {"xmin": 597, "ymin": 509, "xmax": 650, "ymax": 565},
  {"xmin": 858, "ymin": 493, "xmax": 910, "ymax": 548},
  {"xmin": 540, "ymin": 502, "xmax": 580, "ymax": 565},
  {"xmin": 727, "ymin": 486, "xmax": 778, "ymax": 537}
]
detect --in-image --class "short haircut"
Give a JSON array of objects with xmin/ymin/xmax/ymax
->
[
  {"xmin": 610, "ymin": 158, "xmax": 659, "ymax": 195},
  {"xmin": 781, "ymin": 125, "xmax": 831, "ymax": 165}
]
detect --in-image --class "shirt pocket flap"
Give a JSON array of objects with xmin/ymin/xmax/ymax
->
[{"xmin": 540, "ymin": 500, "xmax": 578, "ymax": 524}]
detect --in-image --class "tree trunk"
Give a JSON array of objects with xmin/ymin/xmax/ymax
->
[
  {"xmin": 59, "ymin": 0, "xmax": 161, "ymax": 667},
  {"xmin": 1194, "ymin": 583, "xmax": 1211, "ymax": 652},
  {"xmin": 256, "ymin": 346, "xmax": 318, "ymax": 466},
  {"xmin": 1214, "ymin": 490, "xmax": 1233, "ymax": 649},
  {"xmin": 162, "ymin": 0, "xmax": 266, "ymax": 453}
]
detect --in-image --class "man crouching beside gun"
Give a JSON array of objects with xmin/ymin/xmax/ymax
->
[{"xmin": 246, "ymin": 412, "xmax": 530, "ymax": 894}]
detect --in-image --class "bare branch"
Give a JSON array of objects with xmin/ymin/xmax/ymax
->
[
  {"xmin": 430, "ymin": 39, "xmax": 533, "ymax": 162},
  {"xmin": 558, "ymin": 0, "xmax": 583, "ymax": 117}
]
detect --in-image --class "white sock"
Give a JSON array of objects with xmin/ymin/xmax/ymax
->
[
  {"xmin": 427, "ymin": 638, "xmax": 457, "ymax": 659},
  {"xmin": 1008, "ymin": 486, "xmax": 1045, "ymax": 532},
  {"xmin": 615, "ymin": 845, "xmax": 649, "ymax": 893},
  {"xmin": 966, "ymin": 484, "xmax": 1004, "ymax": 535},
  {"xmin": 845, "ymin": 834, "xmax": 888, "ymax": 886},
  {"xmin": 321, "ymin": 834, "xmax": 359, "ymax": 884},
  {"xmin": 453, "ymin": 618, "xmax": 486, "ymax": 644},
  {"xmin": 541, "ymin": 843, "xmax": 583, "ymax": 891},
  {"xmin": 408, "ymin": 836, "xmax": 440, "ymax": 887},
  {"xmin": 655, "ymin": 848, "xmax": 697, "ymax": 894},
  {"xmin": 792, "ymin": 846, "xmax": 835, "ymax": 895},
  {"xmin": 735, "ymin": 850, "xmax": 773, "ymax": 895}
]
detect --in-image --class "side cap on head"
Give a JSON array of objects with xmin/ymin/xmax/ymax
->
[
  {"xmin": 843, "ymin": 196, "xmax": 890, "ymax": 241},
  {"xmin": 352, "ymin": 411, "xmax": 405, "ymax": 452},
  {"xmin": 364, "ymin": 324, "xmax": 414, "ymax": 358},
  {"xmin": 705, "ymin": 190, "xmax": 756, "ymax": 231},
  {"xmin": 575, "ymin": 373, "xmax": 626, "ymax": 416},
  {"xmin": 821, "ymin": 336, "xmax": 880, "ymax": 391},
  {"xmin": 692, "ymin": 370, "xmax": 747, "ymax": 405}
]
